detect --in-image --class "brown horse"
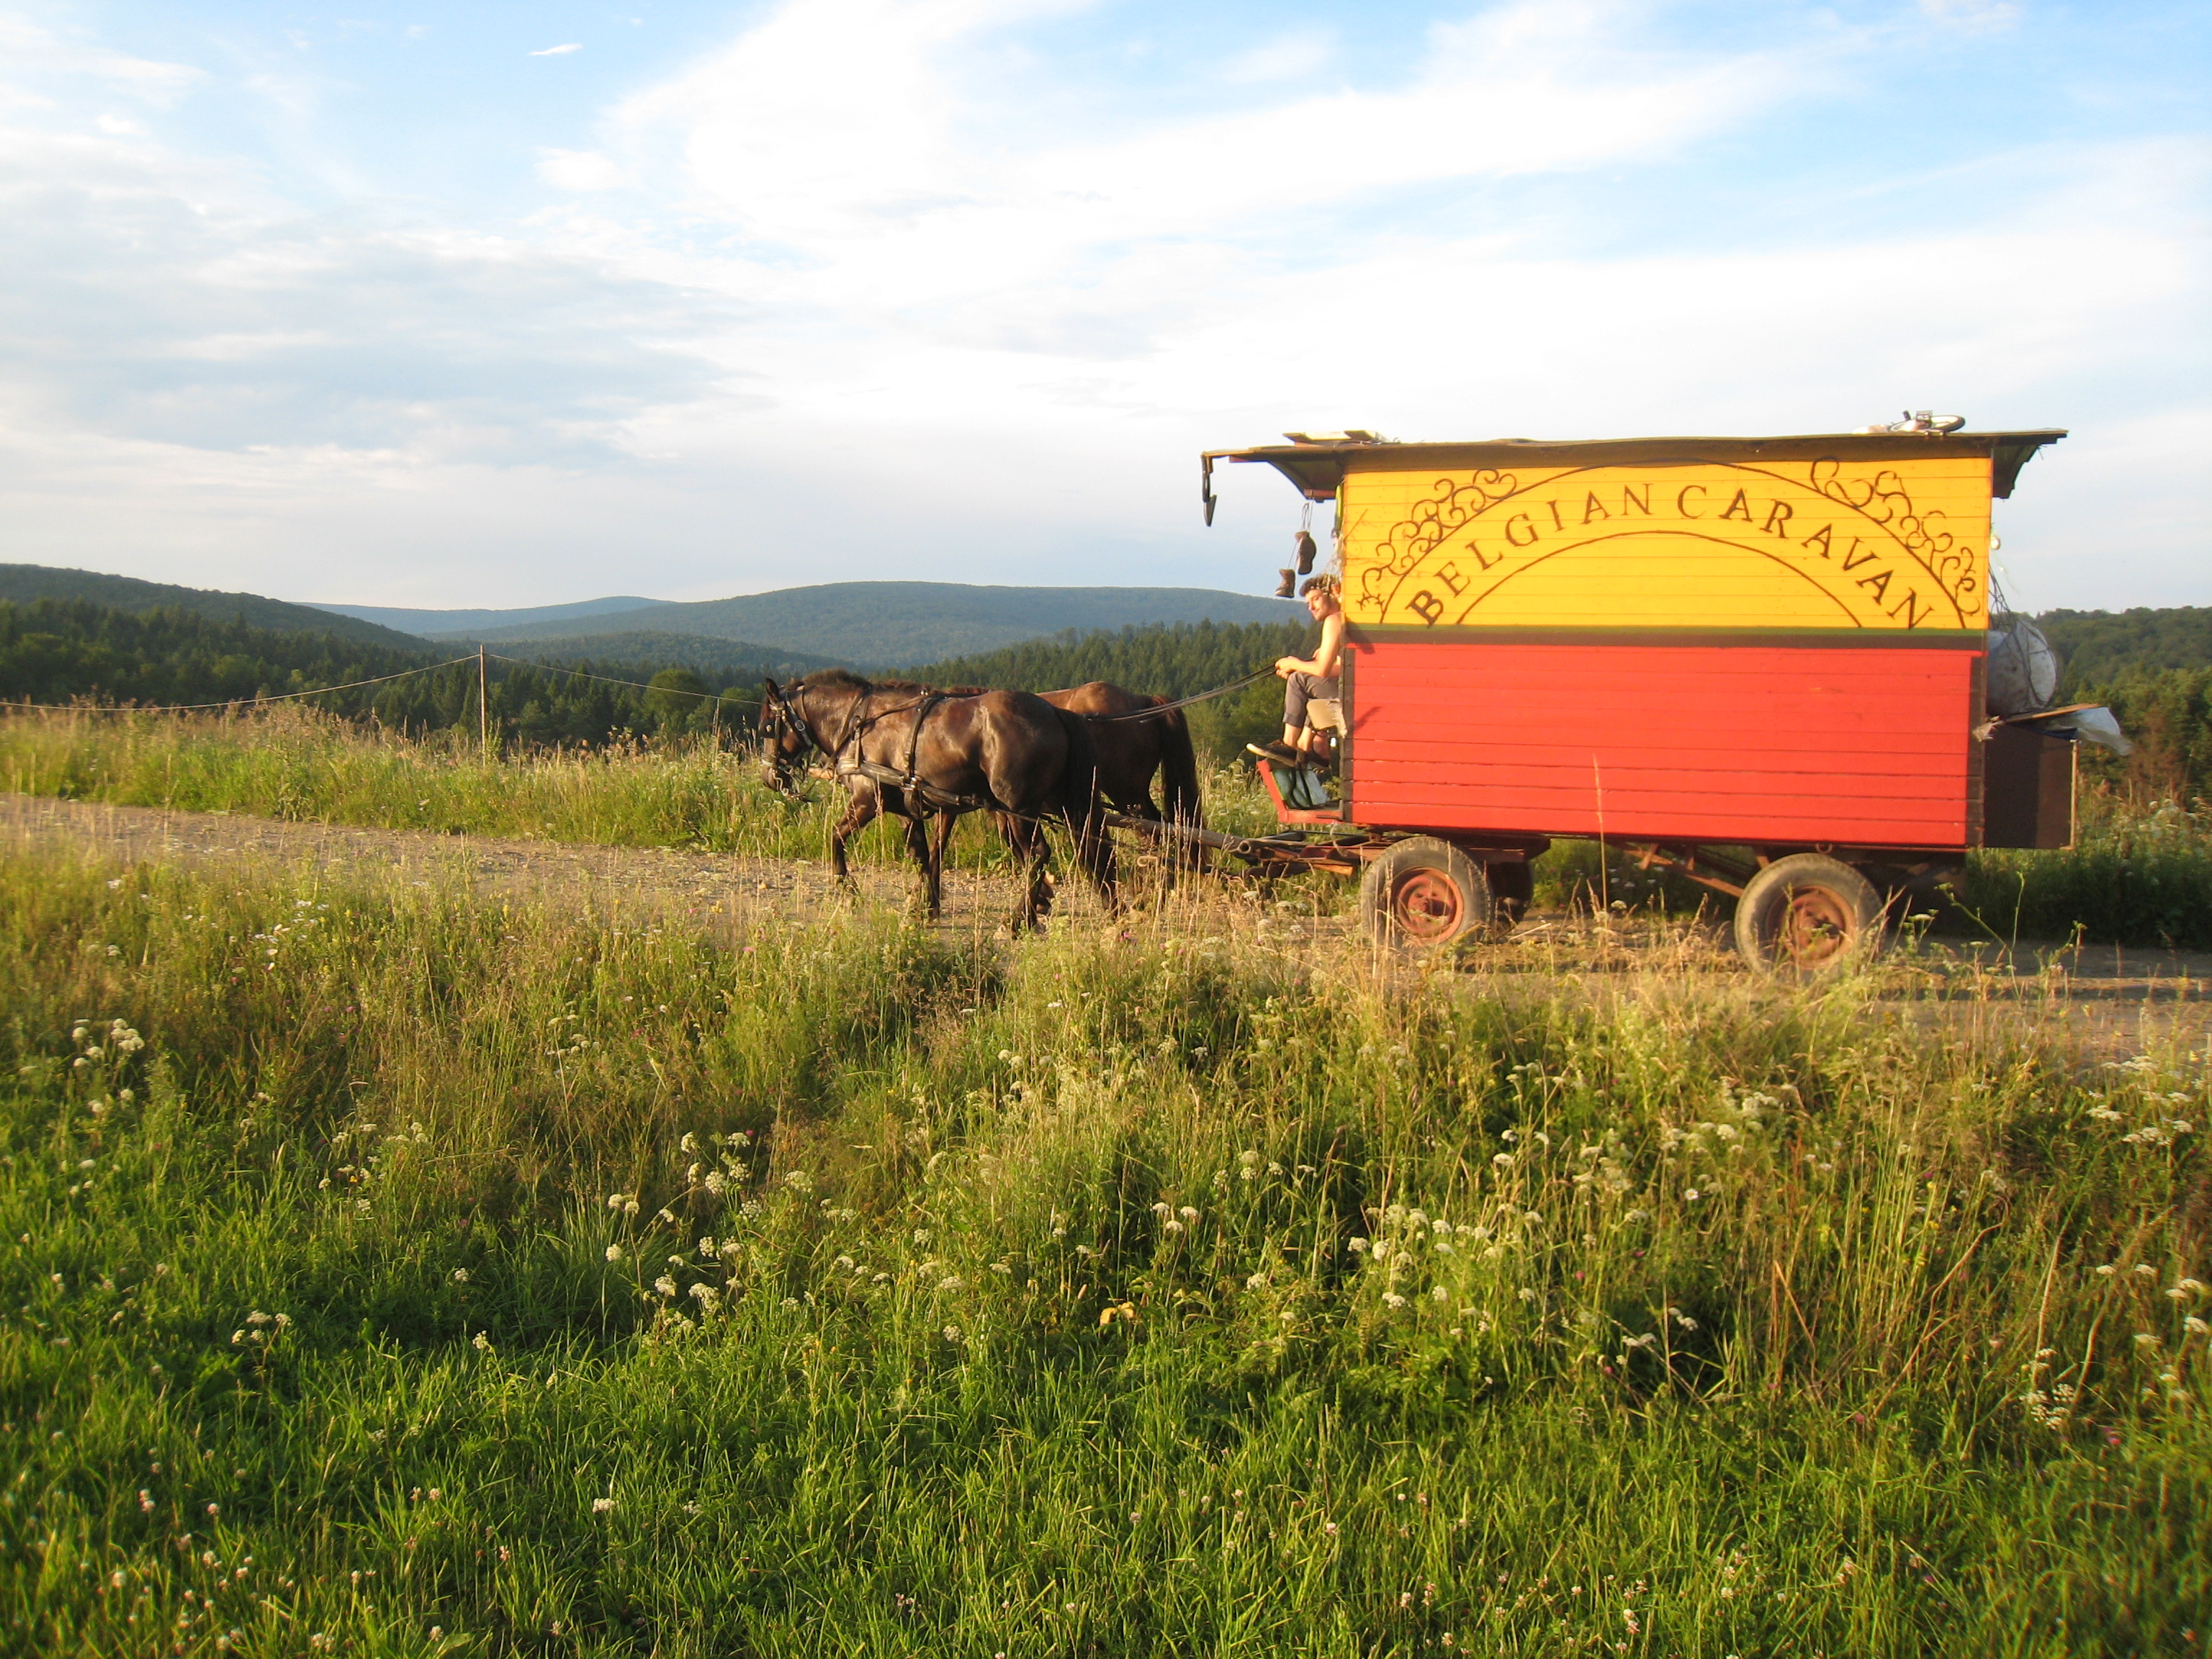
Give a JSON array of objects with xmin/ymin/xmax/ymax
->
[
  {"xmin": 760, "ymin": 670, "xmax": 1115, "ymax": 928},
  {"xmin": 1038, "ymin": 682, "xmax": 1205, "ymax": 834}
]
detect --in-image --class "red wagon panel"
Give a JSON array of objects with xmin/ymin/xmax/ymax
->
[{"xmin": 1347, "ymin": 640, "xmax": 1979, "ymax": 848}]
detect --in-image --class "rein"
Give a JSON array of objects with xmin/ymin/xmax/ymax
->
[{"xmin": 1079, "ymin": 666, "xmax": 1276, "ymax": 723}]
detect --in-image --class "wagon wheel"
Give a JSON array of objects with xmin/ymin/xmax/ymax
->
[
  {"xmin": 1732, "ymin": 854, "xmax": 1885, "ymax": 976},
  {"xmin": 1358, "ymin": 837, "xmax": 1499, "ymax": 952}
]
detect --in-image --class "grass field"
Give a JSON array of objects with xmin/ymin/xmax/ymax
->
[
  {"xmin": 4, "ymin": 708, "xmax": 2211, "ymax": 946},
  {"xmin": 0, "ymin": 708, "xmax": 1290, "ymax": 871},
  {"xmin": 0, "ymin": 845, "xmax": 2205, "ymax": 1656}
]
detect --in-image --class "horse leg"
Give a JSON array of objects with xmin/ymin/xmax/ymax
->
[
  {"xmin": 1003, "ymin": 814, "xmax": 1052, "ymax": 930},
  {"xmin": 1071, "ymin": 794, "xmax": 1120, "ymax": 915},
  {"xmin": 930, "ymin": 811, "xmax": 961, "ymax": 919},
  {"xmin": 829, "ymin": 788, "xmax": 878, "ymax": 886},
  {"xmin": 898, "ymin": 810, "xmax": 940, "ymax": 919}
]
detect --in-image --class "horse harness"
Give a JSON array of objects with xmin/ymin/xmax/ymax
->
[{"xmin": 770, "ymin": 682, "xmax": 989, "ymax": 814}]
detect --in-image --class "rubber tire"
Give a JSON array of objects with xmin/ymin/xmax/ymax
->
[
  {"xmin": 1359, "ymin": 837, "xmax": 1496, "ymax": 952},
  {"xmin": 1732, "ymin": 853, "xmax": 1885, "ymax": 976}
]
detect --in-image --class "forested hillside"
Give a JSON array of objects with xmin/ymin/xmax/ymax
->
[
  {"xmin": 2039, "ymin": 606, "xmax": 2212, "ymax": 687},
  {"xmin": 0, "ymin": 600, "xmax": 760, "ymax": 747},
  {"xmin": 0, "ymin": 600, "xmax": 433, "ymax": 711},
  {"xmin": 475, "ymin": 630, "xmax": 836, "ymax": 681},
  {"xmin": 909, "ymin": 619, "xmax": 1308, "ymax": 698},
  {"xmin": 461, "ymin": 580, "xmax": 1304, "ymax": 664},
  {"xmin": 0, "ymin": 565, "xmax": 430, "ymax": 652}
]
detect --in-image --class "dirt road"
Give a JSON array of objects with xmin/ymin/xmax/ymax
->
[
  {"xmin": 1, "ymin": 790, "xmax": 981, "ymax": 935},
  {"xmin": 5, "ymin": 793, "xmax": 2205, "ymax": 1053}
]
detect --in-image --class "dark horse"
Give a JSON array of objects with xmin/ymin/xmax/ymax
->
[
  {"xmin": 760, "ymin": 670, "xmax": 1117, "ymax": 928},
  {"xmin": 1037, "ymin": 682, "xmax": 1204, "ymax": 836}
]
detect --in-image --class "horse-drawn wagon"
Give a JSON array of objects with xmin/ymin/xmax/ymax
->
[{"xmin": 1197, "ymin": 424, "xmax": 2085, "ymax": 971}]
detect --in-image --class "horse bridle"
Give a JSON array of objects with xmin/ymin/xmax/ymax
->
[{"xmin": 761, "ymin": 678, "xmax": 941, "ymax": 791}]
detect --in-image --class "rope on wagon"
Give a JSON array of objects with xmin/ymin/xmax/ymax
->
[{"xmin": 9, "ymin": 655, "xmax": 482, "ymax": 716}]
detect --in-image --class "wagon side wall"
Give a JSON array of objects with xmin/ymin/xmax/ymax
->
[{"xmin": 1345, "ymin": 637, "xmax": 1982, "ymax": 850}]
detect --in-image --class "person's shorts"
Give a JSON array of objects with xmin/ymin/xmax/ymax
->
[{"xmin": 1284, "ymin": 672, "xmax": 1341, "ymax": 730}]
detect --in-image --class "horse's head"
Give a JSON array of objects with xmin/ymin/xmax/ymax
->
[{"xmin": 758, "ymin": 677, "xmax": 810, "ymax": 795}]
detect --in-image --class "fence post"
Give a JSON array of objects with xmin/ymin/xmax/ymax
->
[{"xmin": 478, "ymin": 646, "xmax": 490, "ymax": 763}]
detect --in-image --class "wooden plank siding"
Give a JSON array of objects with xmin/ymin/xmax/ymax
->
[{"xmin": 1346, "ymin": 640, "xmax": 1979, "ymax": 848}]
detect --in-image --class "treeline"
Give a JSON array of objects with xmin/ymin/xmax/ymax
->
[
  {"xmin": 0, "ymin": 599, "xmax": 428, "ymax": 711},
  {"xmin": 0, "ymin": 600, "xmax": 753, "ymax": 747},
  {"xmin": 9, "ymin": 594, "xmax": 2200, "ymax": 795},
  {"xmin": 909, "ymin": 619, "xmax": 1313, "ymax": 761},
  {"xmin": 909, "ymin": 619, "xmax": 1310, "ymax": 699},
  {"xmin": 2068, "ymin": 667, "xmax": 2212, "ymax": 804},
  {"xmin": 2041, "ymin": 606, "xmax": 2211, "ymax": 687},
  {"xmin": 2038, "ymin": 608, "xmax": 2212, "ymax": 803}
]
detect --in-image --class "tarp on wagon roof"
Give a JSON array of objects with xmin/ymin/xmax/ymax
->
[{"xmin": 1202, "ymin": 429, "xmax": 2067, "ymax": 508}]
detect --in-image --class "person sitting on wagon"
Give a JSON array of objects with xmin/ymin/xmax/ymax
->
[{"xmin": 1247, "ymin": 575, "xmax": 1345, "ymax": 769}]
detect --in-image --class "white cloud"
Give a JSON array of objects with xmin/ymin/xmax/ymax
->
[
  {"xmin": 1918, "ymin": 0, "xmax": 2020, "ymax": 30},
  {"xmin": 537, "ymin": 148, "xmax": 626, "ymax": 192},
  {"xmin": 622, "ymin": 0, "xmax": 1812, "ymax": 315},
  {"xmin": 1221, "ymin": 30, "xmax": 1334, "ymax": 84},
  {"xmin": 0, "ymin": 17, "xmax": 202, "ymax": 104},
  {"xmin": 0, "ymin": 0, "xmax": 2200, "ymax": 609},
  {"xmin": 529, "ymin": 42, "xmax": 583, "ymax": 57}
]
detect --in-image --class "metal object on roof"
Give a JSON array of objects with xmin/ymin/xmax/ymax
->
[{"xmin": 1200, "ymin": 428, "xmax": 2066, "ymax": 519}]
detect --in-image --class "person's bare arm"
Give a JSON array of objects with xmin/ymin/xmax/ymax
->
[
  {"xmin": 1274, "ymin": 611, "xmax": 1346, "ymax": 678},
  {"xmin": 1313, "ymin": 611, "xmax": 1345, "ymax": 679}
]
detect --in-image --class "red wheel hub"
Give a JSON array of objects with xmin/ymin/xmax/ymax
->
[
  {"xmin": 1780, "ymin": 884, "xmax": 1855, "ymax": 965},
  {"xmin": 1391, "ymin": 869, "xmax": 1467, "ymax": 942}
]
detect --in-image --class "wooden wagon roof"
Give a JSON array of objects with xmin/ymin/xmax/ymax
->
[{"xmin": 1204, "ymin": 429, "xmax": 2067, "ymax": 504}]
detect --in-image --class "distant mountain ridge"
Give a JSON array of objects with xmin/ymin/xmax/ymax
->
[
  {"xmin": 439, "ymin": 581, "xmax": 1305, "ymax": 665},
  {"xmin": 308, "ymin": 595, "xmax": 661, "ymax": 636},
  {"xmin": 0, "ymin": 565, "xmax": 432, "ymax": 653},
  {"xmin": 487, "ymin": 631, "xmax": 840, "ymax": 680}
]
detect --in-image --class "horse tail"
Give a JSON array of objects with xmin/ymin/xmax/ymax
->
[
  {"xmin": 1048, "ymin": 703, "xmax": 1104, "ymax": 824},
  {"xmin": 1153, "ymin": 703, "xmax": 1205, "ymax": 833},
  {"xmin": 1046, "ymin": 702, "xmax": 1118, "ymax": 904}
]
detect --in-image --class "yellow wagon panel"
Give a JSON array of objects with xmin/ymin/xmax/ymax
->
[{"xmin": 1338, "ymin": 453, "xmax": 1994, "ymax": 635}]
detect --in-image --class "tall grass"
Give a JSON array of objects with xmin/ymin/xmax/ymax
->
[
  {"xmin": 0, "ymin": 849, "xmax": 2203, "ymax": 1655},
  {"xmin": 1962, "ymin": 794, "xmax": 2212, "ymax": 950},
  {"xmin": 0, "ymin": 706, "xmax": 1292, "ymax": 871},
  {"xmin": 4, "ymin": 709, "xmax": 2211, "ymax": 945}
]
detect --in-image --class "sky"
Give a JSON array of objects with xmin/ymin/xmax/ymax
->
[{"xmin": 0, "ymin": 0, "xmax": 2204, "ymax": 611}]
